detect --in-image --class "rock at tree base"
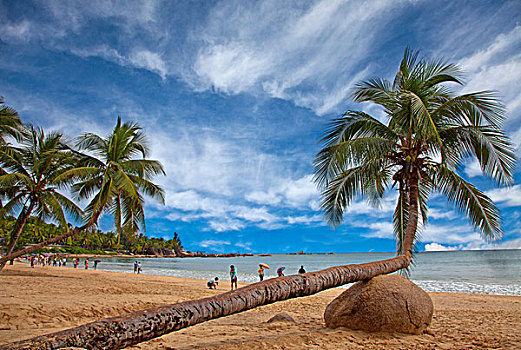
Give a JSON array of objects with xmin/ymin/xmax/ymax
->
[
  {"xmin": 324, "ymin": 274, "xmax": 433, "ymax": 334},
  {"xmin": 266, "ymin": 312, "xmax": 296, "ymax": 323}
]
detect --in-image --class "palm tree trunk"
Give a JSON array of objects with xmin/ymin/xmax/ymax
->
[
  {"xmin": 402, "ymin": 175, "xmax": 420, "ymax": 260},
  {"xmin": 0, "ymin": 202, "xmax": 35, "ymax": 271},
  {"xmin": 0, "ymin": 224, "xmax": 87, "ymax": 268},
  {"xmin": 4, "ymin": 255, "xmax": 409, "ymax": 350}
]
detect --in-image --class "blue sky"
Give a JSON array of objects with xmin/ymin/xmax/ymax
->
[{"xmin": 1, "ymin": 0, "xmax": 520, "ymax": 254}]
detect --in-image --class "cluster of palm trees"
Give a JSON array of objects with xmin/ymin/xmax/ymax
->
[{"xmin": 0, "ymin": 99, "xmax": 165, "ymax": 270}]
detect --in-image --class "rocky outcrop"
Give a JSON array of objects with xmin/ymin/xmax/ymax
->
[
  {"xmin": 145, "ymin": 248, "xmax": 176, "ymax": 256},
  {"xmin": 324, "ymin": 274, "xmax": 433, "ymax": 334}
]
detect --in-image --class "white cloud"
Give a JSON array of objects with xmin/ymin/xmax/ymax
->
[
  {"xmin": 360, "ymin": 221, "xmax": 394, "ymax": 239},
  {"xmin": 197, "ymin": 239, "xmax": 231, "ymax": 248},
  {"xmin": 208, "ymin": 219, "xmax": 245, "ymax": 232},
  {"xmin": 234, "ymin": 241, "xmax": 253, "ymax": 251},
  {"xmin": 2, "ymin": 20, "xmax": 32, "ymax": 42},
  {"xmin": 285, "ymin": 214, "xmax": 324, "ymax": 225},
  {"xmin": 428, "ymin": 208, "xmax": 457, "ymax": 220},
  {"xmin": 425, "ymin": 238, "xmax": 521, "ymax": 251},
  {"xmin": 486, "ymin": 185, "xmax": 521, "ymax": 207},
  {"xmin": 190, "ymin": 0, "xmax": 403, "ymax": 114},
  {"xmin": 424, "ymin": 243, "xmax": 460, "ymax": 252},
  {"xmin": 129, "ymin": 50, "xmax": 168, "ymax": 79},
  {"xmin": 458, "ymin": 26, "xmax": 521, "ymax": 128},
  {"xmin": 233, "ymin": 207, "xmax": 277, "ymax": 223},
  {"xmin": 421, "ymin": 224, "xmax": 480, "ymax": 244},
  {"xmin": 463, "ymin": 159, "xmax": 483, "ymax": 178}
]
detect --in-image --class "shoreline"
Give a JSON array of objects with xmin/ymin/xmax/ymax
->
[{"xmin": 2, "ymin": 262, "xmax": 520, "ymax": 349}]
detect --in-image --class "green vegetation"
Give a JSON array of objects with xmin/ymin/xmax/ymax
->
[
  {"xmin": 0, "ymin": 97, "xmax": 168, "ymax": 268},
  {"xmin": 0, "ymin": 215, "xmax": 182, "ymax": 256}
]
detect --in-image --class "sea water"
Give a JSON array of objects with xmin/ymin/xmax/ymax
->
[{"xmin": 84, "ymin": 249, "xmax": 521, "ymax": 296}]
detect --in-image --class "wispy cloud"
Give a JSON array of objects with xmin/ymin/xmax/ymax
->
[
  {"xmin": 486, "ymin": 185, "xmax": 521, "ymax": 207},
  {"xmin": 189, "ymin": 0, "xmax": 402, "ymax": 115}
]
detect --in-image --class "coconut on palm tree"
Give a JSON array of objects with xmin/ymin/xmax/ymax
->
[
  {"xmin": 0, "ymin": 118, "xmax": 165, "ymax": 268},
  {"xmin": 6, "ymin": 50, "xmax": 516, "ymax": 349},
  {"xmin": 0, "ymin": 126, "xmax": 83, "ymax": 270}
]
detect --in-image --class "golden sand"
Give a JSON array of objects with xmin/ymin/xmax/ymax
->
[{"xmin": 1, "ymin": 263, "xmax": 520, "ymax": 349}]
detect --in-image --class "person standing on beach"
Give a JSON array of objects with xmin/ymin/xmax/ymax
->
[
  {"xmin": 137, "ymin": 262, "xmax": 142, "ymax": 274},
  {"xmin": 229, "ymin": 265, "xmax": 238, "ymax": 290},
  {"xmin": 134, "ymin": 261, "xmax": 138, "ymax": 273},
  {"xmin": 258, "ymin": 265, "xmax": 264, "ymax": 281},
  {"xmin": 94, "ymin": 260, "xmax": 99, "ymax": 270},
  {"xmin": 84, "ymin": 259, "xmax": 88, "ymax": 270},
  {"xmin": 298, "ymin": 265, "xmax": 306, "ymax": 274}
]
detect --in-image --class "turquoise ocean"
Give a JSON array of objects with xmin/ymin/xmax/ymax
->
[{"xmin": 80, "ymin": 250, "xmax": 521, "ymax": 296}]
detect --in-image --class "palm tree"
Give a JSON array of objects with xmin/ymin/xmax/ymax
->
[
  {"xmin": 6, "ymin": 50, "xmax": 516, "ymax": 349},
  {"xmin": 0, "ymin": 97, "xmax": 22, "ymax": 146},
  {"xmin": 0, "ymin": 97, "xmax": 23, "ymax": 208},
  {"xmin": 314, "ymin": 48, "xmax": 516, "ymax": 259},
  {"xmin": 0, "ymin": 118, "xmax": 165, "ymax": 267},
  {"xmin": 70, "ymin": 117, "xmax": 165, "ymax": 246},
  {"xmin": 0, "ymin": 126, "xmax": 83, "ymax": 270}
]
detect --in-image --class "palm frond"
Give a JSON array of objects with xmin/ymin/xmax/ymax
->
[{"xmin": 435, "ymin": 165, "xmax": 502, "ymax": 241}]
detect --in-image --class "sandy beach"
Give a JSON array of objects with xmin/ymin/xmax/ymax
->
[{"xmin": 1, "ymin": 263, "xmax": 520, "ymax": 349}]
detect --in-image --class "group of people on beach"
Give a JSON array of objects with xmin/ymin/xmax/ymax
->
[
  {"xmin": 27, "ymin": 255, "xmax": 66, "ymax": 268},
  {"xmin": 207, "ymin": 264, "xmax": 307, "ymax": 290},
  {"xmin": 24, "ymin": 255, "xmax": 101, "ymax": 270}
]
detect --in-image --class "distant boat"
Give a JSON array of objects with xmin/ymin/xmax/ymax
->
[{"xmin": 259, "ymin": 254, "xmax": 271, "ymax": 257}]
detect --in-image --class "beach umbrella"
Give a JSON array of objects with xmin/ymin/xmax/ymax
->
[
  {"xmin": 259, "ymin": 263, "xmax": 270, "ymax": 269},
  {"xmin": 277, "ymin": 266, "xmax": 285, "ymax": 273},
  {"xmin": 94, "ymin": 259, "xmax": 101, "ymax": 263}
]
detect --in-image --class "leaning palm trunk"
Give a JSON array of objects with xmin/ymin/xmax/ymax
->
[
  {"xmin": 3, "ymin": 255, "xmax": 410, "ymax": 350},
  {"xmin": 0, "ymin": 202, "xmax": 35, "ymax": 271},
  {"xmin": 0, "ymin": 225, "xmax": 86, "ymax": 268}
]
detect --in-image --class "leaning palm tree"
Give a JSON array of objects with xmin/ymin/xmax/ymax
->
[
  {"xmin": 6, "ymin": 50, "xmax": 516, "ymax": 349},
  {"xmin": 315, "ymin": 48, "xmax": 516, "ymax": 259},
  {"xmin": 0, "ymin": 126, "xmax": 83, "ymax": 270},
  {"xmin": 0, "ymin": 118, "xmax": 165, "ymax": 268}
]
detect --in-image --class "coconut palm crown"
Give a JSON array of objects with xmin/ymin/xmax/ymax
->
[
  {"xmin": 60, "ymin": 117, "xmax": 165, "ymax": 242},
  {"xmin": 0, "ymin": 126, "xmax": 83, "ymax": 268},
  {"xmin": 314, "ymin": 48, "xmax": 517, "ymax": 257}
]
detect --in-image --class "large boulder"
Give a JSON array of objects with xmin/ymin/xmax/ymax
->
[{"xmin": 324, "ymin": 274, "xmax": 433, "ymax": 334}]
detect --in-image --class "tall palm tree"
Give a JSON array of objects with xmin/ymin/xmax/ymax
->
[
  {"xmin": 0, "ymin": 126, "xmax": 83, "ymax": 270},
  {"xmin": 6, "ymin": 50, "xmax": 516, "ymax": 349},
  {"xmin": 0, "ymin": 118, "xmax": 165, "ymax": 267},
  {"xmin": 314, "ymin": 48, "xmax": 516, "ymax": 259},
  {"xmin": 70, "ymin": 117, "xmax": 165, "ymax": 247}
]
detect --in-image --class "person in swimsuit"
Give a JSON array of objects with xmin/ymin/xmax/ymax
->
[{"xmin": 229, "ymin": 265, "xmax": 238, "ymax": 290}]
